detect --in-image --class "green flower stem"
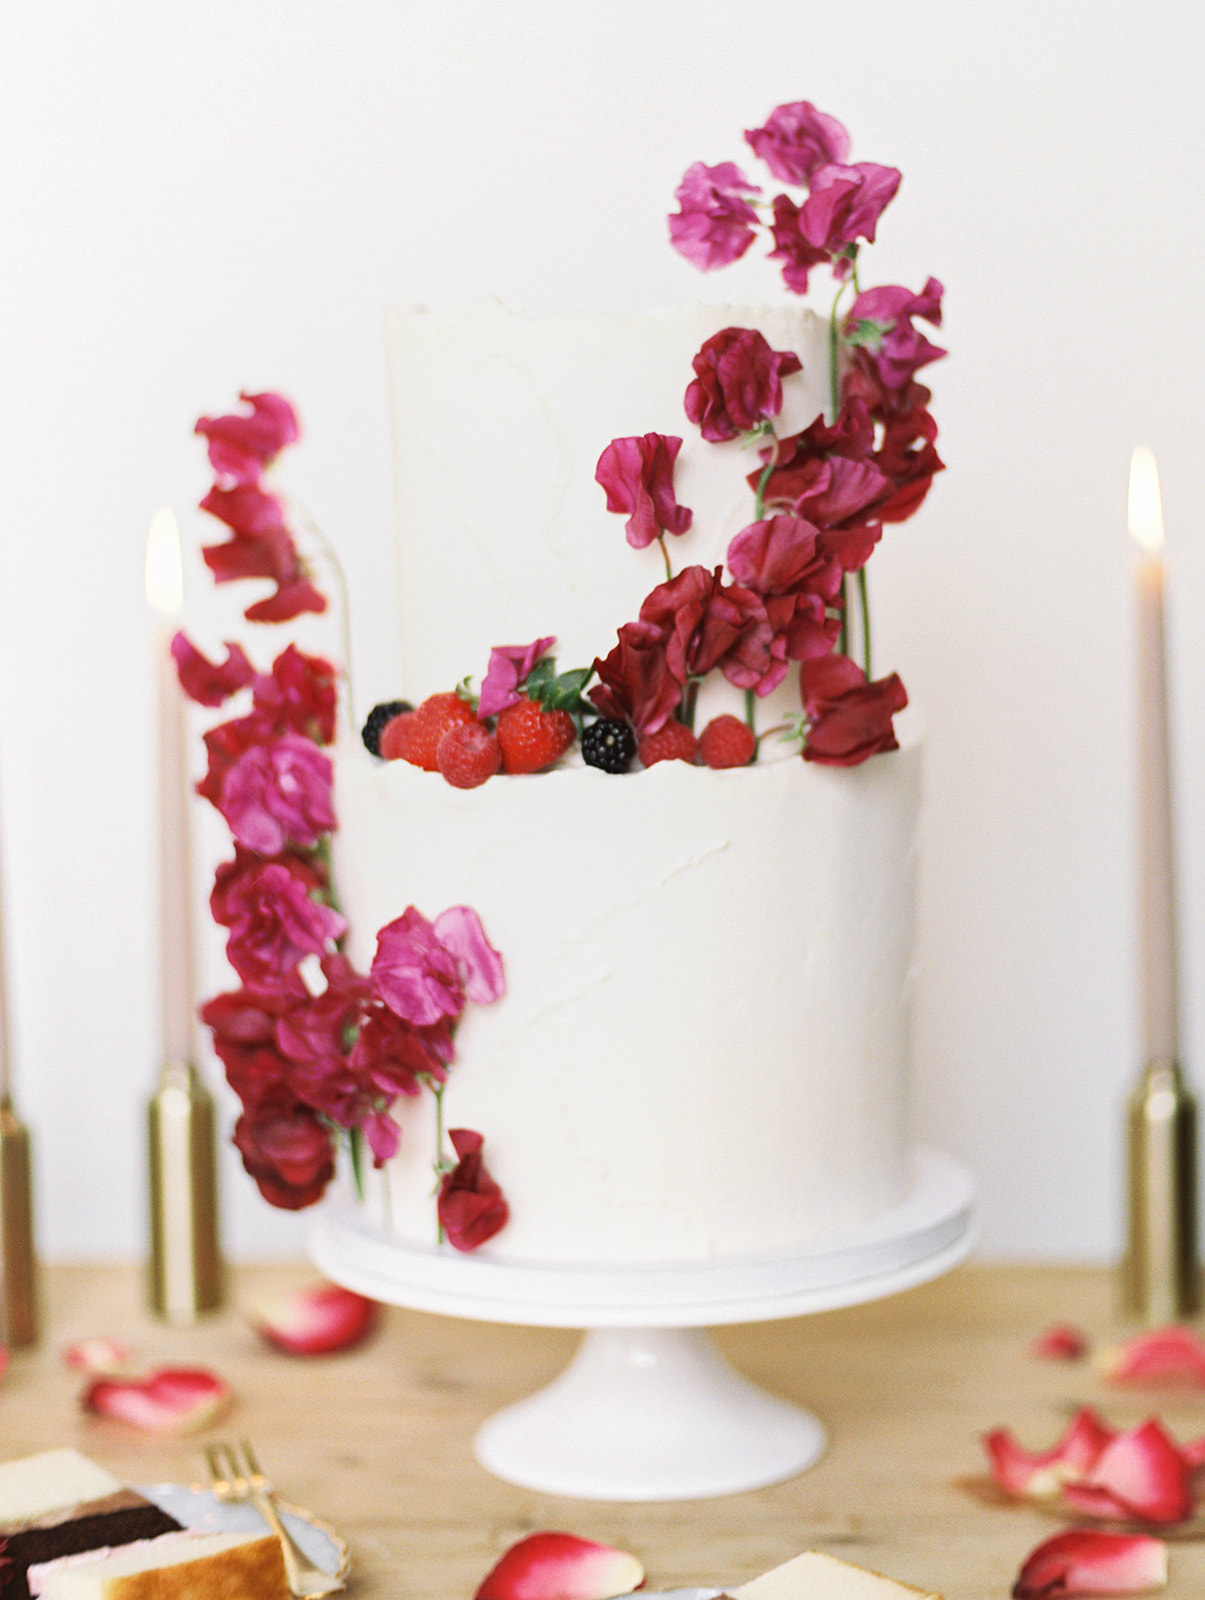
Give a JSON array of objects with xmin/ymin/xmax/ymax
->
[
  {"xmin": 744, "ymin": 687, "xmax": 756, "ymax": 738},
  {"xmin": 432, "ymin": 1081, "xmax": 447, "ymax": 1245},
  {"xmin": 658, "ymin": 533, "xmax": 673, "ymax": 581},
  {"xmin": 857, "ymin": 568, "xmax": 872, "ymax": 678}
]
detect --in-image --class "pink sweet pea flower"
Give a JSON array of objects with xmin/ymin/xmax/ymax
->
[
  {"xmin": 766, "ymin": 193, "xmax": 835, "ymax": 294},
  {"xmin": 223, "ymin": 861, "xmax": 346, "ymax": 990},
  {"xmin": 685, "ymin": 327, "xmax": 803, "ymax": 443},
  {"xmin": 595, "ymin": 434, "xmax": 693, "ymax": 550},
  {"xmin": 845, "ymin": 279, "xmax": 946, "ymax": 399},
  {"xmin": 195, "ymin": 390, "xmax": 300, "ymax": 485},
  {"xmin": 745, "ymin": 101, "xmax": 850, "ymax": 185},
  {"xmin": 478, "ymin": 636, "xmax": 556, "ymax": 720},
  {"xmin": 668, "ymin": 161, "xmax": 761, "ymax": 271},
  {"xmin": 1012, "ymin": 1531, "xmax": 1168, "ymax": 1598},
  {"xmin": 372, "ymin": 906, "xmax": 504, "ymax": 1028},
  {"xmin": 171, "ymin": 633, "xmax": 255, "ymax": 708},
  {"xmin": 218, "ymin": 733, "xmax": 336, "ymax": 855},
  {"xmin": 251, "ymin": 644, "xmax": 338, "ymax": 745},
  {"xmin": 438, "ymin": 1129, "xmax": 509, "ymax": 1252},
  {"xmin": 796, "ymin": 161, "xmax": 902, "ymax": 259},
  {"xmin": 233, "ymin": 1092, "xmax": 336, "ymax": 1209}
]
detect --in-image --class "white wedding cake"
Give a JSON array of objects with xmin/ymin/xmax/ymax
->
[{"xmin": 332, "ymin": 300, "xmax": 921, "ymax": 1267}]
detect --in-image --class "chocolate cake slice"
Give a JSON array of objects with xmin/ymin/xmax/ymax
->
[{"xmin": 0, "ymin": 1451, "xmax": 181, "ymax": 1600}]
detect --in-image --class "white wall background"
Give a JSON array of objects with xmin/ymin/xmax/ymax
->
[{"xmin": 2, "ymin": 0, "xmax": 1203, "ymax": 1263}]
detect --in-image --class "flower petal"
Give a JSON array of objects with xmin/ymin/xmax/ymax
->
[
  {"xmin": 61, "ymin": 1337, "xmax": 132, "ymax": 1375},
  {"xmin": 247, "ymin": 1282, "xmax": 379, "ymax": 1356},
  {"xmin": 1012, "ymin": 1531, "xmax": 1167, "ymax": 1597},
  {"xmin": 475, "ymin": 1533, "xmax": 644, "ymax": 1600},
  {"xmin": 1098, "ymin": 1325, "xmax": 1205, "ymax": 1385},
  {"xmin": 1032, "ymin": 1324, "xmax": 1089, "ymax": 1361},
  {"xmin": 983, "ymin": 1408, "xmax": 1115, "ymax": 1500},
  {"xmin": 82, "ymin": 1367, "xmax": 233, "ymax": 1435},
  {"xmin": 1069, "ymin": 1420, "xmax": 1195, "ymax": 1525}
]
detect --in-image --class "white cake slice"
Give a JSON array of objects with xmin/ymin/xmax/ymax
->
[
  {"xmin": 26, "ymin": 1530, "xmax": 289, "ymax": 1600},
  {"xmin": 0, "ymin": 1451, "xmax": 124, "ymax": 1522},
  {"xmin": 733, "ymin": 1550, "xmax": 942, "ymax": 1600}
]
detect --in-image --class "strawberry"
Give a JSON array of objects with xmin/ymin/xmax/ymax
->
[
  {"xmin": 495, "ymin": 696, "xmax": 576, "ymax": 774},
  {"xmin": 698, "ymin": 713, "xmax": 756, "ymax": 769},
  {"xmin": 380, "ymin": 691, "xmax": 475, "ymax": 769},
  {"xmin": 637, "ymin": 720, "xmax": 699, "ymax": 768},
  {"xmin": 437, "ymin": 722, "xmax": 502, "ymax": 789}
]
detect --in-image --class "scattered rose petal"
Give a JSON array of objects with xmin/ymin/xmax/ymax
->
[
  {"xmin": 1012, "ymin": 1530, "xmax": 1167, "ymax": 1598},
  {"xmin": 1098, "ymin": 1326, "xmax": 1205, "ymax": 1386},
  {"xmin": 246, "ymin": 1281, "xmax": 379, "ymax": 1355},
  {"xmin": 1032, "ymin": 1324, "xmax": 1089, "ymax": 1361},
  {"xmin": 83, "ymin": 1366, "xmax": 233, "ymax": 1435},
  {"xmin": 475, "ymin": 1533, "xmax": 644, "ymax": 1600},
  {"xmin": 61, "ymin": 1337, "xmax": 132, "ymax": 1375}
]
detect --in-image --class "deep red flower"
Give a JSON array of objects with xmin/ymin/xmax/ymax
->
[
  {"xmin": 639, "ymin": 565, "xmax": 774, "ymax": 692},
  {"xmin": 589, "ymin": 619, "xmax": 681, "ymax": 735},
  {"xmin": 195, "ymin": 390, "xmax": 300, "ymax": 485},
  {"xmin": 845, "ymin": 279, "xmax": 945, "ymax": 399},
  {"xmin": 232, "ymin": 1095, "xmax": 335, "ymax": 1210},
  {"xmin": 766, "ymin": 193, "xmax": 836, "ymax": 294},
  {"xmin": 595, "ymin": 433, "xmax": 693, "ymax": 549},
  {"xmin": 210, "ymin": 845, "xmax": 326, "ymax": 932},
  {"xmin": 800, "ymin": 652, "xmax": 908, "ymax": 766},
  {"xmin": 437, "ymin": 1129, "xmax": 509, "ymax": 1252},
  {"xmin": 171, "ymin": 633, "xmax": 254, "ymax": 708},
  {"xmin": 684, "ymin": 327, "xmax": 803, "ymax": 442},
  {"xmin": 745, "ymin": 101, "xmax": 850, "ymax": 186},
  {"xmin": 668, "ymin": 160, "xmax": 761, "ymax": 271}
]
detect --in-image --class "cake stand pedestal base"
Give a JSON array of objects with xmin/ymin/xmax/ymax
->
[
  {"xmin": 311, "ymin": 1147, "xmax": 974, "ymax": 1501},
  {"xmin": 474, "ymin": 1325, "xmax": 825, "ymax": 1501}
]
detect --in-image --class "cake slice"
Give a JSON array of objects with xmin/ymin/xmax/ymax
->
[
  {"xmin": 732, "ymin": 1550, "xmax": 942, "ymax": 1600},
  {"xmin": 27, "ymin": 1530, "xmax": 290, "ymax": 1599},
  {"xmin": 0, "ymin": 1451, "xmax": 182, "ymax": 1600}
]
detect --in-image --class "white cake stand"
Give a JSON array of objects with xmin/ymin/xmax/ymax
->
[{"xmin": 310, "ymin": 1146, "xmax": 974, "ymax": 1501}]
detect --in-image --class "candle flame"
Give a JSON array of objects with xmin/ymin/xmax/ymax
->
[
  {"xmin": 1129, "ymin": 445, "xmax": 1164, "ymax": 556},
  {"xmin": 145, "ymin": 507, "xmax": 184, "ymax": 615}
]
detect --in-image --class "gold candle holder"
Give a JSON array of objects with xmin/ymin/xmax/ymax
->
[
  {"xmin": 147, "ymin": 1059, "xmax": 222, "ymax": 1324},
  {"xmin": 0, "ymin": 1094, "xmax": 36, "ymax": 1347},
  {"xmin": 1121, "ymin": 1057, "xmax": 1199, "ymax": 1322}
]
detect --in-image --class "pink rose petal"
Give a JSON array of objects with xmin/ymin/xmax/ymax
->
[
  {"xmin": 984, "ymin": 1408, "xmax": 1116, "ymax": 1500},
  {"xmin": 247, "ymin": 1281, "xmax": 379, "ymax": 1356},
  {"xmin": 1012, "ymin": 1530, "xmax": 1167, "ymax": 1598},
  {"xmin": 83, "ymin": 1366, "xmax": 233, "ymax": 1435},
  {"xmin": 475, "ymin": 1533, "xmax": 644, "ymax": 1600},
  {"xmin": 1099, "ymin": 1325, "xmax": 1205, "ymax": 1385},
  {"xmin": 1066, "ymin": 1420, "xmax": 1195, "ymax": 1525},
  {"xmin": 1032, "ymin": 1324, "xmax": 1090, "ymax": 1361},
  {"xmin": 61, "ymin": 1337, "xmax": 132, "ymax": 1375}
]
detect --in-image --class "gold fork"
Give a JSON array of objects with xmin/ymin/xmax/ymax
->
[{"xmin": 204, "ymin": 1439, "xmax": 344, "ymax": 1598}]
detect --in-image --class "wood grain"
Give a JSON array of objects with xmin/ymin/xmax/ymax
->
[{"xmin": 9, "ymin": 1262, "xmax": 1204, "ymax": 1599}]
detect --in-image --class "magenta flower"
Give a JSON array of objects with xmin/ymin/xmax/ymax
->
[
  {"xmin": 639, "ymin": 565, "xmax": 774, "ymax": 693},
  {"xmin": 745, "ymin": 101, "xmax": 850, "ymax": 185},
  {"xmin": 371, "ymin": 906, "xmax": 504, "ymax": 1028},
  {"xmin": 727, "ymin": 514, "xmax": 838, "ymax": 602},
  {"xmin": 218, "ymin": 733, "xmax": 335, "ymax": 855},
  {"xmin": 845, "ymin": 278, "xmax": 946, "ymax": 398},
  {"xmin": 171, "ymin": 633, "xmax": 254, "ymax": 708},
  {"xmin": 251, "ymin": 643, "xmax": 339, "ymax": 745},
  {"xmin": 478, "ymin": 636, "xmax": 556, "ymax": 719},
  {"xmin": 223, "ymin": 861, "xmax": 346, "ymax": 989},
  {"xmin": 195, "ymin": 390, "xmax": 300, "ymax": 485},
  {"xmin": 668, "ymin": 161, "xmax": 761, "ymax": 271},
  {"xmin": 796, "ymin": 162, "xmax": 902, "ymax": 261},
  {"xmin": 437, "ymin": 1129, "xmax": 509, "ymax": 1252},
  {"xmin": 685, "ymin": 327, "xmax": 803, "ymax": 443},
  {"xmin": 595, "ymin": 434, "xmax": 693, "ymax": 550},
  {"xmin": 765, "ymin": 193, "xmax": 835, "ymax": 294}
]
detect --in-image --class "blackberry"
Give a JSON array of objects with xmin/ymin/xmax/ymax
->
[
  {"xmin": 581, "ymin": 717, "xmax": 637, "ymax": 774},
  {"xmin": 362, "ymin": 698, "xmax": 412, "ymax": 756}
]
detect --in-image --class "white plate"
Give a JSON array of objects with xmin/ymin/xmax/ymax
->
[{"xmin": 136, "ymin": 1483, "xmax": 349, "ymax": 1583}]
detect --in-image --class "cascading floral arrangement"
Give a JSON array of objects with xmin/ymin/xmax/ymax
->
[
  {"xmin": 175, "ymin": 98, "xmax": 945, "ymax": 1247},
  {"xmin": 176, "ymin": 392, "xmax": 510, "ymax": 1250}
]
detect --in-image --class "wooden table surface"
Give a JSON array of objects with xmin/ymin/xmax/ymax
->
[{"xmin": 8, "ymin": 1261, "xmax": 1205, "ymax": 1599}]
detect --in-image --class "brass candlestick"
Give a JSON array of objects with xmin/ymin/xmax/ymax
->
[
  {"xmin": 0, "ymin": 1094, "xmax": 36, "ymax": 1347},
  {"xmin": 1121, "ymin": 1058, "xmax": 1199, "ymax": 1322},
  {"xmin": 147, "ymin": 1059, "xmax": 222, "ymax": 1324}
]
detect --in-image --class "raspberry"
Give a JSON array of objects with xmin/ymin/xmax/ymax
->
[
  {"xmin": 698, "ymin": 714, "xmax": 756, "ymax": 770},
  {"xmin": 362, "ymin": 699, "xmax": 412, "ymax": 756},
  {"xmin": 436, "ymin": 721, "xmax": 502, "ymax": 789},
  {"xmin": 637, "ymin": 721, "xmax": 699, "ymax": 768},
  {"xmin": 495, "ymin": 696, "xmax": 577, "ymax": 775},
  {"xmin": 581, "ymin": 718, "xmax": 637, "ymax": 774},
  {"xmin": 380, "ymin": 691, "xmax": 476, "ymax": 769}
]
